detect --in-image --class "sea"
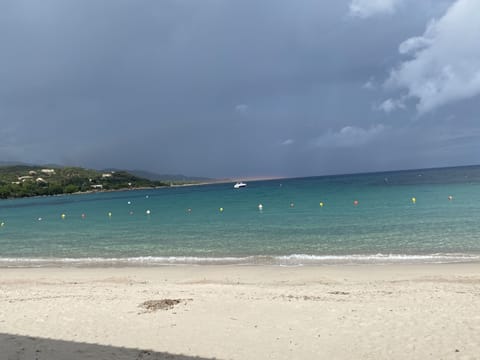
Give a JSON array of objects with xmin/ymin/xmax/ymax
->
[{"xmin": 1, "ymin": 165, "xmax": 480, "ymax": 267}]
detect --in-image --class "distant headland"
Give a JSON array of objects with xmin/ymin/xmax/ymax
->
[{"xmin": 0, "ymin": 165, "xmax": 210, "ymax": 199}]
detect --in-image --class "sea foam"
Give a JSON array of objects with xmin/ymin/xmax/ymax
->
[{"xmin": 1, "ymin": 253, "xmax": 479, "ymax": 267}]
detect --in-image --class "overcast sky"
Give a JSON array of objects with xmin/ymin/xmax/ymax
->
[{"xmin": 1, "ymin": 0, "xmax": 479, "ymax": 178}]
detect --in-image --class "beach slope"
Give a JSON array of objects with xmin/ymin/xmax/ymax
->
[{"xmin": 1, "ymin": 264, "xmax": 479, "ymax": 359}]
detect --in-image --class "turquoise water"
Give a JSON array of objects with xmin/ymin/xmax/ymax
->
[{"xmin": 1, "ymin": 166, "xmax": 480, "ymax": 266}]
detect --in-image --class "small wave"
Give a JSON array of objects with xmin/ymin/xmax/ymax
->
[
  {"xmin": 273, "ymin": 253, "xmax": 480, "ymax": 264},
  {"xmin": 1, "ymin": 253, "xmax": 480, "ymax": 267}
]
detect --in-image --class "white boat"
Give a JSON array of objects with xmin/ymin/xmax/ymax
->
[{"xmin": 234, "ymin": 182, "xmax": 247, "ymax": 189}]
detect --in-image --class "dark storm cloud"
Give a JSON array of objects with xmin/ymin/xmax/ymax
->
[{"xmin": 1, "ymin": 0, "xmax": 478, "ymax": 178}]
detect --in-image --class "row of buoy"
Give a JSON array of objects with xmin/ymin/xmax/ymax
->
[
  {"xmin": 57, "ymin": 209, "xmax": 154, "ymax": 219},
  {"xmin": 49, "ymin": 199, "xmax": 148, "ymax": 220},
  {"xmin": 260, "ymin": 195, "xmax": 453, "ymax": 209},
  {"xmin": 0, "ymin": 195, "xmax": 457, "ymax": 227},
  {"xmin": 251, "ymin": 195, "xmax": 454, "ymax": 210},
  {"xmin": 229, "ymin": 195, "xmax": 451, "ymax": 212}
]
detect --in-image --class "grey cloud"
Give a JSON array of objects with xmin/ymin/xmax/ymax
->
[
  {"xmin": 0, "ymin": 0, "xmax": 477, "ymax": 178},
  {"xmin": 281, "ymin": 139, "xmax": 295, "ymax": 146},
  {"xmin": 312, "ymin": 125, "xmax": 386, "ymax": 148},
  {"xmin": 234, "ymin": 104, "xmax": 249, "ymax": 113},
  {"xmin": 362, "ymin": 78, "xmax": 376, "ymax": 90},
  {"xmin": 348, "ymin": 0, "xmax": 405, "ymax": 18},
  {"xmin": 377, "ymin": 97, "xmax": 406, "ymax": 113},
  {"xmin": 385, "ymin": 0, "xmax": 480, "ymax": 113}
]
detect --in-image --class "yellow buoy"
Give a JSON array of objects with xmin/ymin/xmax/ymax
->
[
  {"xmin": 108, "ymin": 212, "xmax": 112, "ymax": 217},
  {"xmin": 61, "ymin": 214, "xmax": 66, "ymax": 219},
  {"xmin": 411, "ymin": 197, "xmax": 416, "ymax": 204},
  {"xmin": 219, "ymin": 207, "xmax": 224, "ymax": 212},
  {"xmin": 319, "ymin": 202, "xmax": 324, "ymax": 207},
  {"xmin": 0, "ymin": 222, "xmax": 4, "ymax": 227}
]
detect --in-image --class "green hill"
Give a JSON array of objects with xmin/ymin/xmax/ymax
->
[{"xmin": 0, "ymin": 165, "xmax": 168, "ymax": 199}]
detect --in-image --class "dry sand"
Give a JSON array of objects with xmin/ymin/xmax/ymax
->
[{"xmin": 1, "ymin": 264, "xmax": 479, "ymax": 359}]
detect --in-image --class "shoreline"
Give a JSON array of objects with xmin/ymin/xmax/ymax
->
[
  {"xmin": 0, "ymin": 176, "xmax": 290, "ymax": 200},
  {"xmin": 1, "ymin": 263, "xmax": 479, "ymax": 359},
  {"xmin": 1, "ymin": 252, "xmax": 480, "ymax": 268},
  {"xmin": 2, "ymin": 261, "xmax": 480, "ymax": 275},
  {"xmin": 2, "ymin": 261, "xmax": 480, "ymax": 270}
]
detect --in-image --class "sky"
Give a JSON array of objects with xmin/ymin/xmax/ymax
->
[{"xmin": 1, "ymin": 0, "xmax": 479, "ymax": 178}]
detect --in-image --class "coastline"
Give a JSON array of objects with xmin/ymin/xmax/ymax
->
[
  {"xmin": 0, "ymin": 177, "xmax": 281, "ymax": 200},
  {"xmin": 2, "ymin": 252, "xmax": 480, "ymax": 267},
  {"xmin": 1, "ymin": 264, "xmax": 479, "ymax": 359}
]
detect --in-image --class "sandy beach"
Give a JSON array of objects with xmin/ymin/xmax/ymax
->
[{"xmin": 1, "ymin": 264, "xmax": 479, "ymax": 359}]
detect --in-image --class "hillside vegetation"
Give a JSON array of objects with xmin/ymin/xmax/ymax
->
[{"xmin": 0, "ymin": 166, "xmax": 168, "ymax": 199}]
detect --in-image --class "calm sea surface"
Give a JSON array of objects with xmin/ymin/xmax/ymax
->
[{"xmin": 1, "ymin": 166, "xmax": 480, "ymax": 266}]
